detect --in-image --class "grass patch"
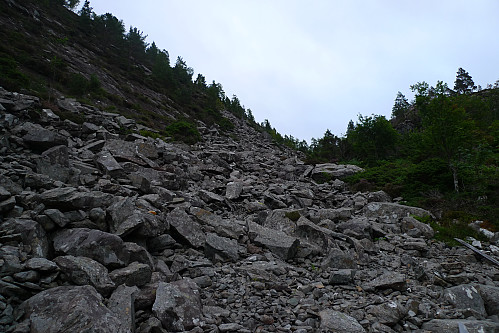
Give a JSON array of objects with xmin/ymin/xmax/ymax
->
[{"xmin": 415, "ymin": 214, "xmax": 488, "ymax": 247}]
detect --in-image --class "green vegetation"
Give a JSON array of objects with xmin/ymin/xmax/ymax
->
[
  {"xmin": 415, "ymin": 215, "xmax": 489, "ymax": 247},
  {"xmin": 164, "ymin": 120, "xmax": 201, "ymax": 145},
  {"xmin": 313, "ymin": 68, "xmax": 499, "ymax": 231},
  {"xmin": 285, "ymin": 211, "xmax": 301, "ymax": 222}
]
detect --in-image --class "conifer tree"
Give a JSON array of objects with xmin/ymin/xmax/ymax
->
[{"xmin": 454, "ymin": 67, "xmax": 476, "ymax": 94}]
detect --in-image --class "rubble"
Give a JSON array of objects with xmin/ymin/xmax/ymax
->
[{"xmin": 0, "ymin": 87, "xmax": 499, "ymax": 332}]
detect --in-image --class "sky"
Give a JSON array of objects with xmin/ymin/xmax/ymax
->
[{"xmin": 85, "ymin": 1, "xmax": 499, "ymax": 143}]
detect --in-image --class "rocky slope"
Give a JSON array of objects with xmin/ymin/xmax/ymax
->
[{"xmin": 1, "ymin": 88, "xmax": 499, "ymax": 333}]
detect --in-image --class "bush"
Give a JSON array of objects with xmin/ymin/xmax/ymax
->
[
  {"xmin": 0, "ymin": 54, "xmax": 30, "ymax": 91},
  {"xmin": 164, "ymin": 120, "xmax": 200, "ymax": 144},
  {"xmin": 217, "ymin": 117, "xmax": 235, "ymax": 132},
  {"xmin": 68, "ymin": 73, "xmax": 89, "ymax": 96}
]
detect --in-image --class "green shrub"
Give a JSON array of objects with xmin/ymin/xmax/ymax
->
[
  {"xmin": 164, "ymin": 120, "xmax": 201, "ymax": 144},
  {"xmin": 0, "ymin": 54, "xmax": 30, "ymax": 91},
  {"xmin": 88, "ymin": 74, "xmax": 102, "ymax": 93},
  {"xmin": 416, "ymin": 214, "xmax": 487, "ymax": 247},
  {"xmin": 285, "ymin": 211, "xmax": 301, "ymax": 222},
  {"xmin": 139, "ymin": 129, "xmax": 162, "ymax": 140},
  {"xmin": 68, "ymin": 73, "xmax": 89, "ymax": 96},
  {"xmin": 217, "ymin": 117, "xmax": 235, "ymax": 132}
]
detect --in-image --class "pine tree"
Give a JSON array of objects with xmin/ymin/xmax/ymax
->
[
  {"xmin": 454, "ymin": 67, "xmax": 476, "ymax": 94},
  {"xmin": 391, "ymin": 91, "xmax": 410, "ymax": 118}
]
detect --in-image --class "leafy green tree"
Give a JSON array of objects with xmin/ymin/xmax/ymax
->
[
  {"xmin": 347, "ymin": 114, "xmax": 399, "ymax": 165},
  {"xmin": 454, "ymin": 67, "xmax": 476, "ymax": 94},
  {"xmin": 173, "ymin": 56, "xmax": 194, "ymax": 85},
  {"xmin": 416, "ymin": 85, "xmax": 478, "ymax": 192},
  {"xmin": 151, "ymin": 50, "xmax": 171, "ymax": 87},
  {"xmin": 146, "ymin": 41, "xmax": 159, "ymax": 60},
  {"xmin": 126, "ymin": 27, "xmax": 148, "ymax": 61},
  {"xmin": 391, "ymin": 91, "xmax": 410, "ymax": 118},
  {"xmin": 245, "ymin": 109, "xmax": 255, "ymax": 123},
  {"xmin": 94, "ymin": 13, "xmax": 125, "ymax": 45},
  {"xmin": 194, "ymin": 74, "xmax": 207, "ymax": 88},
  {"xmin": 78, "ymin": 0, "xmax": 93, "ymax": 29}
]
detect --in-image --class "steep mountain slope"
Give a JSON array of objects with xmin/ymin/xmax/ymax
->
[{"xmin": 0, "ymin": 0, "xmax": 240, "ymax": 134}]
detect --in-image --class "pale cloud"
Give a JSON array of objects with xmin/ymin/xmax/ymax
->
[{"xmin": 89, "ymin": 0, "xmax": 499, "ymax": 142}]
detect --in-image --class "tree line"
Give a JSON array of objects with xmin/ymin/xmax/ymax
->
[{"xmin": 308, "ymin": 68, "xmax": 498, "ymax": 225}]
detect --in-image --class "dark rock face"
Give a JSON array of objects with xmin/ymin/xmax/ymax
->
[
  {"xmin": 0, "ymin": 85, "xmax": 499, "ymax": 333},
  {"xmin": 53, "ymin": 255, "xmax": 115, "ymax": 295},
  {"xmin": 152, "ymin": 278, "xmax": 202, "ymax": 331},
  {"xmin": 19, "ymin": 285, "xmax": 130, "ymax": 333},
  {"xmin": 53, "ymin": 228, "xmax": 134, "ymax": 268}
]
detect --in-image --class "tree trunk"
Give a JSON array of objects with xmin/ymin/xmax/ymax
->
[{"xmin": 450, "ymin": 164, "xmax": 459, "ymax": 193}]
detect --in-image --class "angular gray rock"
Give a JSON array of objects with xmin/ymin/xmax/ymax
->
[
  {"xmin": 422, "ymin": 319, "xmax": 499, "ymax": 333},
  {"xmin": 311, "ymin": 163, "xmax": 364, "ymax": 181},
  {"xmin": 363, "ymin": 202, "xmax": 433, "ymax": 223},
  {"xmin": 168, "ymin": 207, "xmax": 206, "ymax": 248},
  {"xmin": 22, "ymin": 126, "xmax": 67, "ymax": 152},
  {"xmin": 19, "ymin": 285, "xmax": 130, "ymax": 333},
  {"xmin": 53, "ymin": 255, "xmax": 115, "ymax": 295},
  {"xmin": 108, "ymin": 284, "xmax": 140, "ymax": 333},
  {"xmin": 328, "ymin": 269, "xmax": 356, "ymax": 285},
  {"xmin": 190, "ymin": 207, "xmax": 245, "ymax": 240},
  {"xmin": 36, "ymin": 145, "xmax": 71, "ymax": 183},
  {"xmin": 109, "ymin": 261, "xmax": 152, "ymax": 287},
  {"xmin": 249, "ymin": 221, "xmax": 300, "ymax": 260},
  {"xmin": 364, "ymin": 271, "xmax": 407, "ymax": 291},
  {"xmin": 94, "ymin": 150, "xmax": 124, "ymax": 177},
  {"xmin": 367, "ymin": 301, "xmax": 407, "ymax": 325},
  {"xmin": 443, "ymin": 284, "xmax": 487, "ymax": 319},
  {"xmin": 204, "ymin": 233, "xmax": 240, "ymax": 262},
  {"xmin": 1, "ymin": 218, "xmax": 49, "ymax": 258},
  {"xmin": 40, "ymin": 187, "xmax": 113, "ymax": 210},
  {"xmin": 319, "ymin": 309, "xmax": 366, "ymax": 332},
  {"xmin": 322, "ymin": 248, "xmax": 358, "ymax": 269},
  {"xmin": 225, "ymin": 181, "xmax": 243, "ymax": 200},
  {"xmin": 400, "ymin": 216, "xmax": 434, "ymax": 239},
  {"xmin": 53, "ymin": 228, "xmax": 141, "ymax": 268},
  {"xmin": 152, "ymin": 278, "xmax": 202, "ymax": 332},
  {"xmin": 477, "ymin": 284, "xmax": 499, "ymax": 316}
]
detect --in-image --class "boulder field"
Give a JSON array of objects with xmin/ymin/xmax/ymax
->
[{"xmin": 0, "ymin": 87, "xmax": 498, "ymax": 332}]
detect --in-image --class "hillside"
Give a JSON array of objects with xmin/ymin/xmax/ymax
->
[{"xmin": 1, "ymin": 1, "xmax": 499, "ymax": 333}]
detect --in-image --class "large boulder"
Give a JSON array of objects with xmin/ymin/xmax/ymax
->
[
  {"xmin": 53, "ymin": 228, "xmax": 149, "ymax": 268},
  {"xmin": 21, "ymin": 124, "xmax": 67, "ymax": 153},
  {"xmin": 190, "ymin": 207, "xmax": 245, "ymax": 240},
  {"xmin": 152, "ymin": 278, "xmax": 202, "ymax": 332},
  {"xmin": 35, "ymin": 145, "xmax": 71, "ymax": 183},
  {"xmin": 53, "ymin": 255, "xmax": 115, "ymax": 295},
  {"xmin": 1, "ymin": 218, "xmax": 49, "ymax": 258},
  {"xmin": 107, "ymin": 197, "xmax": 167, "ymax": 237},
  {"xmin": 311, "ymin": 163, "xmax": 364, "ymax": 182},
  {"xmin": 477, "ymin": 284, "xmax": 499, "ymax": 316},
  {"xmin": 422, "ymin": 319, "xmax": 499, "ymax": 333},
  {"xmin": 364, "ymin": 271, "xmax": 407, "ymax": 291},
  {"xmin": 363, "ymin": 202, "xmax": 432, "ymax": 223},
  {"xmin": 94, "ymin": 151, "xmax": 123, "ymax": 177},
  {"xmin": 249, "ymin": 221, "xmax": 300, "ymax": 260},
  {"xmin": 168, "ymin": 208, "xmax": 206, "ymax": 248},
  {"xmin": 443, "ymin": 284, "xmax": 487, "ymax": 319},
  {"xmin": 108, "ymin": 284, "xmax": 140, "ymax": 333},
  {"xmin": 40, "ymin": 187, "xmax": 113, "ymax": 211},
  {"xmin": 204, "ymin": 233, "xmax": 240, "ymax": 262},
  {"xmin": 18, "ymin": 285, "xmax": 130, "ymax": 333},
  {"xmin": 319, "ymin": 309, "xmax": 366, "ymax": 332}
]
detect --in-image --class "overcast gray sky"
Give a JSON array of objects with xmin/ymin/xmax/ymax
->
[{"xmin": 87, "ymin": 1, "xmax": 499, "ymax": 143}]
